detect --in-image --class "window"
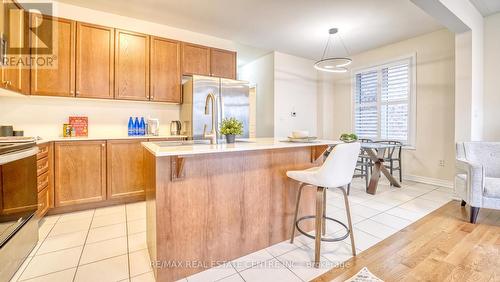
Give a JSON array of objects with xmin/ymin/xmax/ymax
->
[{"xmin": 353, "ymin": 57, "xmax": 415, "ymax": 146}]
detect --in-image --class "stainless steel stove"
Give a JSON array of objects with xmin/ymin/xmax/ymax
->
[{"xmin": 0, "ymin": 137, "xmax": 39, "ymax": 282}]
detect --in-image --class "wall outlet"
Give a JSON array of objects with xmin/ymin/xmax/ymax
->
[{"xmin": 439, "ymin": 160, "xmax": 445, "ymax": 167}]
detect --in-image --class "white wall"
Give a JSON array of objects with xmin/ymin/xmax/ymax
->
[
  {"xmin": 274, "ymin": 52, "xmax": 318, "ymax": 138},
  {"xmin": 412, "ymin": 0, "xmax": 484, "ymax": 142},
  {"xmin": 0, "ymin": 0, "xmax": 247, "ymax": 139},
  {"xmin": 483, "ymin": 12, "xmax": 500, "ymax": 140},
  {"xmin": 317, "ymin": 72, "xmax": 335, "ymax": 139},
  {"xmin": 327, "ymin": 29, "xmax": 456, "ymax": 181},
  {"xmin": 238, "ymin": 53, "xmax": 275, "ymax": 137},
  {"xmin": 0, "ymin": 94, "xmax": 180, "ymax": 138}
]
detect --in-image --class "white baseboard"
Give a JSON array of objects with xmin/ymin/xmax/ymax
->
[{"xmin": 403, "ymin": 174, "xmax": 454, "ymax": 189}]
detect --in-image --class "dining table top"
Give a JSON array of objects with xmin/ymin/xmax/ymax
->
[{"xmin": 360, "ymin": 142, "xmax": 399, "ymax": 149}]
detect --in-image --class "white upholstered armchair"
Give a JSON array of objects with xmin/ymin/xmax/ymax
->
[{"xmin": 455, "ymin": 142, "xmax": 500, "ymax": 223}]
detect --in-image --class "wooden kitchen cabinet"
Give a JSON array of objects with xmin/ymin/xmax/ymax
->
[
  {"xmin": 181, "ymin": 42, "xmax": 210, "ymax": 76},
  {"xmin": 76, "ymin": 22, "xmax": 114, "ymax": 99},
  {"xmin": 106, "ymin": 139, "xmax": 146, "ymax": 200},
  {"xmin": 150, "ymin": 37, "xmax": 181, "ymax": 103},
  {"xmin": 54, "ymin": 141, "xmax": 106, "ymax": 207},
  {"xmin": 210, "ymin": 48, "xmax": 236, "ymax": 79},
  {"xmin": 31, "ymin": 15, "xmax": 76, "ymax": 97},
  {"xmin": 1, "ymin": 1, "xmax": 30, "ymax": 94},
  {"xmin": 115, "ymin": 29, "xmax": 150, "ymax": 101},
  {"xmin": 36, "ymin": 142, "xmax": 54, "ymax": 217}
]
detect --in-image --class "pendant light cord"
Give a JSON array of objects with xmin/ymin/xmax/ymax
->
[
  {"xmin": 320, "ymin": 34, "xmax": 332, "ymax": 60},
  {"xmin": 321, "ymin": 32, "xmax": 350, "ymax": 59},
  {"xmin": 338, "ymin": 34, "xmax": 351, "ymax": 56}
]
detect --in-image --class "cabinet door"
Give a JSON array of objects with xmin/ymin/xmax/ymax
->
[
  {"xmin": 115, "ymin": 29, "xmax": 149, "ymax": 101},
  {"xmin": 31, "ymin": 15, "xmax": 76, "ymax": 97},
  {"xmin": 1, "ymin": 1, "xmax": 30, "ymax": 94},
  {"xmin": 181, "ymin": 42, "xmax": 210, "ymax": 76},
  {"xmin": 210, "ymin": 48, "xmax": 236, "ymax": 79},
  {"xmin": 54, "ymin": 141, "xmax": 106, "ymax": 207},
  {"xmin": 107, "ymin": 139, "xmax": 145, "ymax": 200},
  {"xmin": 76, "ymin": 22, "xmax": 114, "ymax": 99},
  {"xmin": 150, "ymin": 37, "xmax": 181, "ymax": 103}
]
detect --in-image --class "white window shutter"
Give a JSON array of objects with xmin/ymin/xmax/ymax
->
[{"xmin": 354, "ymin": 59, "xmax": 412, "ymax": 144}]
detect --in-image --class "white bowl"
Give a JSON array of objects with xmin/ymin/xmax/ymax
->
[{"xmin": 291, "ymin": 130, "xmax": 309, "ymax": 138}]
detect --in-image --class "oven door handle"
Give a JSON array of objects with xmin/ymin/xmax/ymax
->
[{"xmin": 0, "ymin": 147, "xmax": 39, "ymax": 165}]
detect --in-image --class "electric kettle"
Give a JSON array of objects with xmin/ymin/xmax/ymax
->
[
  {"xmin": 147, "ymin": 118, "xmax": 160, "ymax": 136},
  {"xmin": 170, "ymin": 120, "xmax": 182, "ymax": 136}
]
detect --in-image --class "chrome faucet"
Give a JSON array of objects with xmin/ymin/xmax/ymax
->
[{"xmin": 203, "ymin": 93, "xmax": 217, "ymax": 144}]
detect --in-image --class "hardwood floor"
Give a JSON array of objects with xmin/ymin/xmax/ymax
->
[{"xmin": 313, "ymin": 201, "xmax": 500, "ymax": 282}]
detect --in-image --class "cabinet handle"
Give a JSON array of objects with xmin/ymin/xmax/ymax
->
[
  {"xmin": 150, "ymin": 86, "xmax": 155, "ymax": 100},
  {"xmin": 76, "ymin": 91, "xmax": 80, "ymax": 96},
  {"xmin": 101, "ymin": 143, "xmax": 105, "ymax": 147},
  {"xmin": 70, "ymin": 90, "xmax": 74, "ymax": 95}
]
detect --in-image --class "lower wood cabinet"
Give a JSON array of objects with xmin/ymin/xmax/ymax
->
[
  {"xmin": 54, "ymin": 141, "xmax": 107, "ymax": 207},
  {"xmin": 37, "ymin": 142, "xmax": 54, "ymax": 217},
  {"xmin": 107, "ymin": 139, "xmax": 146, "ymax": 200}
]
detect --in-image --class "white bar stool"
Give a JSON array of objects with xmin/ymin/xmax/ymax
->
[{"xmin": 287, "ymin": 142, "xmax": 360, "ymax": 267}]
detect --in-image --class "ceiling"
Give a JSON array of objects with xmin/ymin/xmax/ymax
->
[
  {"xmin": 470, "ymin": 0, "xmax": 500, "ymax": 16},
  {"xmin": 54, "ymin": 0, "xmax": 443, "ymax": 64}
]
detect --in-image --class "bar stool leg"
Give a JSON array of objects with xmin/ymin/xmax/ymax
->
[
  {"xmin": 322, "ymin": 188, "xmax": 326, "ymax": 236},
  {"xmin": 314, "ymin": 186, "xmax": 325, "ymax": 268},
  {"xmin": 339, "ymin": 185, "xmax": 356, "ymax": 256},
  {"xmin": 290, "ymin": 183, "xmax": 307, "ymax": 244}
]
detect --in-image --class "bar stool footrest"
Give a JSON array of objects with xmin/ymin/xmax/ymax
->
[{"xmin": 295, "ymin": 215, "xmax": 350, "ymax": 242}]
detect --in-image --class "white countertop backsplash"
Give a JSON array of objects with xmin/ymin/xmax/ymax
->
[{"xmin": 35, "ymin": 135, "xmax": 188, "ymax": 144}]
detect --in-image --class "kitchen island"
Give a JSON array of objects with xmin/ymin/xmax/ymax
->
[{"xmin": 142, "ymin": 138, "xmax": 339, "ymax": 281}]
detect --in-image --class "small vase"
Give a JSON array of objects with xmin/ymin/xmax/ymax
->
[{"xmin": 225, "ymin": 134, "xmax": 236, "ymax": 144}]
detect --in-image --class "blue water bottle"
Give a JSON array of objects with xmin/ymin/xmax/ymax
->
[
  {"xmin": 134, "ymin": 117, "xmax": 140, "ymax": 136},
  {"xmin": 139, "ymin": 117, "xmax": 146, "ymax": 136},
  {"xmin": 128, "ymin": 117, "xmax": 134, "ymax": 136}
]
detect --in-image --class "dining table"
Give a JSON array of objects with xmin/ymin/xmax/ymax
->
[{"xmin": 360, "ymin": 142, "xmax": 402, "ymax": 194}]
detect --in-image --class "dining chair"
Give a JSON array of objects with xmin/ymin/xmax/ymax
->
[
  {"xmin": 352, "ymin": 138, "xmax": 373, "ymax": 191},
  {"xmin": 375, "ymin": 140, "xmax": 402, "ymax": 182}
]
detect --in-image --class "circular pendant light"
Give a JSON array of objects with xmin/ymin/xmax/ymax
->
[{"xmin": 314, "ymin": 28, "xmax": 352, "ymax": 73}]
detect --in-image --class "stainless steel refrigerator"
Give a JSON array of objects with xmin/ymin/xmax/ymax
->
[{"xmin": 180, "ymin": 75, "xmax": 250, "ymax": 141}]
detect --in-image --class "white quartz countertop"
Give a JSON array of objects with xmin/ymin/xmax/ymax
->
[
  {"xmin": 142, "ymin": 138, "xmax": 341, "ymax": 157},
  {"xmin": 35, "ymin": 135, "xmax": 188, "ymax": 144}
]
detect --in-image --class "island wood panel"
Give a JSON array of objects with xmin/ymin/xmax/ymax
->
[
  {"xmin": 210, "ymin": 48, "xmax": 236, "ymax": 79},
  {"xmin": 150, "ymin": 37, "xmax": 181, "ymax": 103},
  {"xmin": 54, "ymin": 141, "xmax": 106, "ymax": 207},
  {"xmin": 115, "ymin": 29, "xmax": 150, "ymax": 101},
  {"xmin": 146, "ymin": 146, "xmax": 320, "ymax": 281},
  {"xmin": 31, "ymin": 15, "xmax": 76, "ymax": 97},
  {"xmin": 76, "ymin": 22, "xmax": 114, "ymax": 99},
  {"xmin": 107, "ymin": 139, "xmax": 146, "ymax": 200},
  {"xmin": 1, "ymin": 1, "xmax": 30, "ymax": 94},
  {"xmin": 181, "ymin": 42, "xmax": 210, "ymax": 76}
]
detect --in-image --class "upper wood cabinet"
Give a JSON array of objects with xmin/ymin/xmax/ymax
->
[
  {"xmin": 1, "ymin": 1, "xmax": 30, "ymax": 94},
  {"xmin": 54, "ymin": 141, "xmax": 106, "ymax": 207},
  {"xmin": 115, "ymin": 29, "xmax": 150, "ymax": 101},
  {"xmin": 76, "ymin": 22, "xmax": 114, "ymax": 99},
  {"xmin": 31, "ymin": 15, "xmax": 76, "ymax": 97},
  {"xmin": 181, "ymin": 42, "xmax": 210, "ymax": 76},
  {"xmin": 210, "ymin": 48, "xmax": 236, "ymax": 79},
  {"xmin": 107, "ymin": 139, "xmax": 146, "ymax": 200},
  {"xmin": 150, "ymin": 37, "xmax": 181, "ymax": 103}
]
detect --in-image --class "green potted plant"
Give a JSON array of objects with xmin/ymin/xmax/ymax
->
[
  {"xmin": 340, "ymin": 133, "xmax": 358, "ymax": 143},
  {"xmin": 220, "ymin": 117, "xmax": 243, "ymax": 144}
]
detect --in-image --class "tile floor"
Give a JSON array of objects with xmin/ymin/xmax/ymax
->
[{"xmin": 10, "ymin": 179, "xmax": 460, "ymax": 282}]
